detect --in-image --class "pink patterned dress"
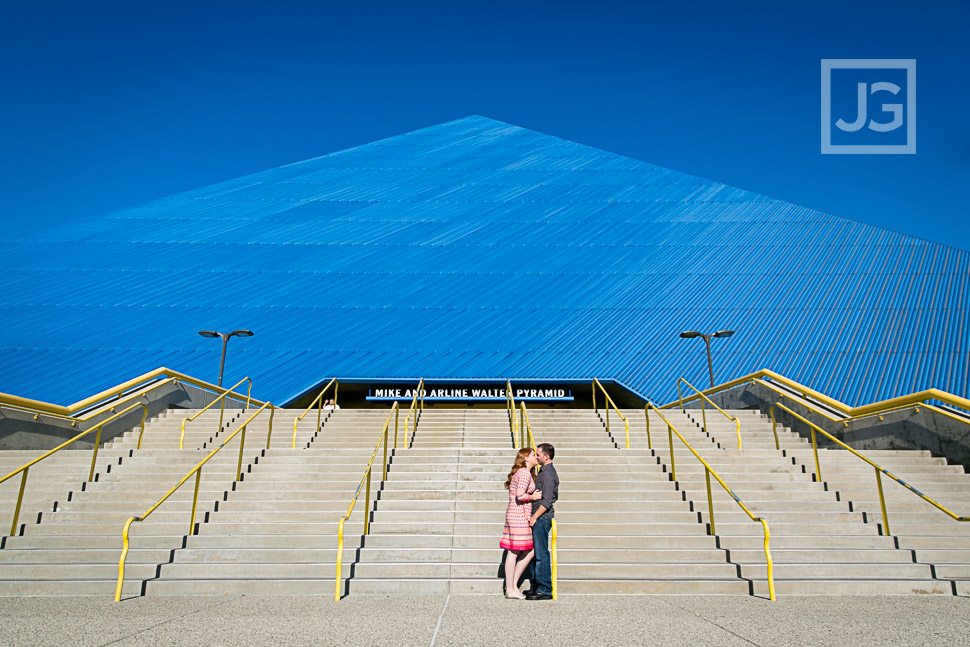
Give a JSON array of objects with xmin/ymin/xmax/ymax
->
[{"xmin": 500, "ymin": 467, "xmax": 535, "ymax": 551}]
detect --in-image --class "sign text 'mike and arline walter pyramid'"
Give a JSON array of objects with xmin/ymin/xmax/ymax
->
[{"xmin": 1, "ymin": 115, "xmax": 966, "ymax": 405}]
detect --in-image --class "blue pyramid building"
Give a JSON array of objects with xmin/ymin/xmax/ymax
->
[{"xmin": 1, "ymin": 115, "xmax": 966, "ymax": 405}]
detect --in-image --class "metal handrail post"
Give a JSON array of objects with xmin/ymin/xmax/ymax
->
[
  {"xmin": 188, "ymin": 470, "xmax": 202, "ymax": 534},
  {"xmin": 9, "ymin": 470, "xmax": 28, "ymax": 536},
  {"xmin": 87, "ymin": 424, "xmax": 104, "ymax": 483},
  {"xmin": 263, "ymin": 404, "xmax": 276, "ymax": 449},
  {"xmin": 810, "ymin": 426, "xmax": 821, "ymax": 481},
  {"xmin": 769, "ymin": 404, "xmax": 780, "ymax": 450},
  {"xmin": 875, "ymin": 467, "xmax": 890, "ymax": 535},
  {"xmin": 382, "ymin": 424, "xmax": 389, "ymax": 481},
  {"xmin": 667, "ymin": 424, "xmax": 676, "ymax": 481},
  {"xmin": 550, "ymin": 518, "xmax": 558, "ymax": 600},
  {"xmin": 236, "ymin": 424, "xmax": 248, "ymax": 481},
  {"xmin": 705, "ymin": 467, "xmax": 716, "ymax": 535},
  {"xmin": 364, "ymin": 469, "xmax": 372, "ymax": 535},
  {"xmin": 644, "ymin": 405, "xmax": 653, "ymax": 450},
  {"xmin": 218, "ymin": 394, "xmax": 226, "ymax": 438}
]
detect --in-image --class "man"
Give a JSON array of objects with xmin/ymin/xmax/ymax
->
[{"xmin": 526, "ymin": 442, "xmax": 558, "ymax": 601}]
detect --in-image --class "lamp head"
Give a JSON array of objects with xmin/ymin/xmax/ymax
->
[
  {"xmin": 198, "ymin": 330, "xmax": 220, "ymax": 338},
  {"xmin": 230, "ymin": 330, "xmax": 254, "ymax": 338},
  {"xmin": 713, "ymin": 330, "xmax": 735, "ymax": 338},
  {"xmin": 679, "ymin": 331, "xmax": 701, "ymax": 339}
]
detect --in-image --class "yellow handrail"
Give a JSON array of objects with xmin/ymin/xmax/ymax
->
[
  {"xmin": 335, "ymin": 401, "xmax": 400, "ymax": 600},
  {"xmin": 293, "ymin": 378, "xmax": 338, "ymax": 449},
  {"xmin": 550, "ymin": 518, "xmax": 558, "ymax": 601},
  {"xmin": 519, "ymin": 401, "xmax": 536, "ymax": 451},
  {"xmin": 676, "ymin": 377, "xmax": 743, "ymax": 450},
  {"xmin": 0, "ymin": 366, "xmax": 266, "ymax": 420},
  {"xmin": 647, "ymin": 404, "xmax": 776, "ymax": 601},
  {"xmin": 519, "ymin": 400, "xmax": 556, "ymax": 599},
  {"xmin": 771, "ymin": 403, "xmax": 970, "ymax": 536},
  {"xmin": 402, "ymin": 379, "xmax": 424, "ymax": 448},
  {"xmin": 593, "ymin": 378, "xmax": 629, "ymax": 449},
  {"xmin": 0, "ymin": 402, "xmax": 148, "ymax": 537},
  {"xmin": 0, "ymin": 377, "xmax": 178, "ymax": 428},
  {"xmin": 179, "ymin": 376, "xmax": 252, "ymax": 449},
  {"xmin": 114, "ymin": 401, "xmax": 274, "ymax": 601},
  {"xmin": 506, "ymin": 380, "xmax": 521, "ymax": 447}
]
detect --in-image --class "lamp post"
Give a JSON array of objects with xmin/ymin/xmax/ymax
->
[
  {"xmin": 679, "ymin": 330, "xmax": 734, "ymax": 388},
  {"xmin": 198, "ymin": 330, "xmax": 254, "ymax": 387}
]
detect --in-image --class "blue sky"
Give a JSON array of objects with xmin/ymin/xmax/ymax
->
[{"xmin": 2, "ymin": 1, "xmax": 968, "ymax": 250}]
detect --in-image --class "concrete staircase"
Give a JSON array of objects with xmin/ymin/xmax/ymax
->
[
  {"xmin": 345, "ymin": 408, "xmax": 747, "ymax": 595},
  {"xmin": 0, "ymin": 407, "xmax": 255, "ymax": 595},
  {"xmin": 627, "ymin": 407, "xmax": 967, "ymax": 595},
  {"xmin": 145, "ymin": 408, "xmax": 392, "ymax": 595},
  {"xmin": 2, "ymin": 402, "xmax": 970, "ymax": 597}
]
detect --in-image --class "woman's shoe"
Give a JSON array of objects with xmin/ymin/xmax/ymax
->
[{"xmin": 504, "ymin": 588, "xmax": 526, "ymax": 600}]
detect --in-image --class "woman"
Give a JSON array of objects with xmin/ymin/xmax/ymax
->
[{"xmin": 500, "ymin": 447, "xmax": 542, "ymax": 599}]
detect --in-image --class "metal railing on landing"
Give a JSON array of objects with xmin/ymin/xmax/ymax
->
[
  {"xmin": 518, "ymin": 400, "xmax": 557, "ymax": 600},
  {"xmin": 114, "ymin": 401, "xmax": 276, "ymax": 601},
  {"xmin": 646, "ymin": 404, "xmax": 776, "ymax": 601},
  {"xmin": 675, "ymin": 377, "xmax": 743, "ymax": 450},
  {"xmin": 334, "ymin": 401, "xmax": 400, "ymax": 600},
  {"xmin": 592, "ymin": 378, "xmax": 629, "ymax": 449},
  {"xmin": 180, "ymin": 376, "xmax": 253, "ymax": 449},
  {"xmin": 771, "ymin": 402, "xmax": 970, "ymax": 536},
  {"xmin": 753, "ymin": 377, "xmax": 942, "ymax": 440},
  {"xmin": 0, "ymin": 402, "xmax": 149, "ymax": 537},
  {"xmin": 663, "ymin": 368, "xmax": 970, "ymax": 429},
  {"xmin": 292, "ymin": 378, "xmax": 338, "ymax": 449},
  {"xmin": 0, "ymin": 366, "xmax": 265, "ymax": 426}
]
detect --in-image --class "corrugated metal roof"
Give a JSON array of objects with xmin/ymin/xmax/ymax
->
[{"xmin": 1, "ymin": 115, "xmax": 967, "ymax": 405}]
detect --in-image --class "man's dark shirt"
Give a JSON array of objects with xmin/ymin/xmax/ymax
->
[{"xmin": 532, "ymin": 462, "xmax": 559, "ymax": 519}]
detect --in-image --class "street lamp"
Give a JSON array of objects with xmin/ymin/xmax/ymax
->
[
  {"xmin": 679, "ymin": 330, "xmax": 734, "ymax": 388},
  {"xmin": 198, "ymin": 330, "xmax": 254, "ymax": 387}
]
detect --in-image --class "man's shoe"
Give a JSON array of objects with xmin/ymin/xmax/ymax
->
[{"xmin": 526, "ymin": 591, "xmax": 553, "ymax": 601}]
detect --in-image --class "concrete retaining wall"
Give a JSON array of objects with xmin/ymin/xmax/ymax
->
[{"xmin": 0, "ymin": 381, "xmax": 245, "ymax": 451}]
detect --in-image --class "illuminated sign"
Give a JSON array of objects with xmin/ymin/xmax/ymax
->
[{"xmin": 366, "ymin": 385, "xmax": 572, "ymax": 401}]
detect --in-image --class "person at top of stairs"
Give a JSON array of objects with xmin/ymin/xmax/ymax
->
[{"xmin": 501, "ymin": 447, "xmax": 542, "ymax": 600}]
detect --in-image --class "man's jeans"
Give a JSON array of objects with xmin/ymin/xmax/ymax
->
[{"xmin": 528, "ymin": 515, "xmax": 553, "ymax": 595}]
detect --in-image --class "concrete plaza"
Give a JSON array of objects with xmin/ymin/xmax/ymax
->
[{"xmin": 1, "ymin": 595, "xmax": 968, "ymax": 646}]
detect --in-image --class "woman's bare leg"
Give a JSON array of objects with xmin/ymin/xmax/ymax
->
[
  {"xmin": 504, "ymin": 550, "xmax": 521, "ymax": 596},
  {"xmin": 512, "ymin": 549, "xmax": 534, "ymax": 587}
]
